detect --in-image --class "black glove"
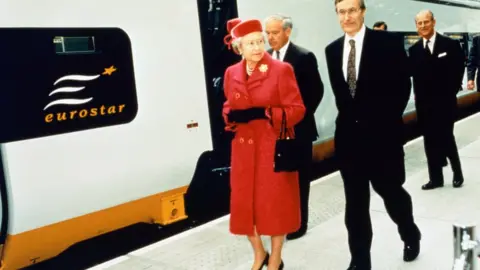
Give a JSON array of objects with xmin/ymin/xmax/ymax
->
[{"xmin": 227, "ymin": 107, "xmax": 267, "ymax": 123}]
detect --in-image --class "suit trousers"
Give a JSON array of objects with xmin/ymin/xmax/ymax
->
[
  {"xmin": 339, "ymin": 154, "xmax": 420, "ymax": 266},
  {"xmin": 418, "ymin": 107, "xmax": 462, "ymax": 182}
]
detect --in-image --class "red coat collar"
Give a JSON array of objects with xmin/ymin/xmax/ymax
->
[{"xmin": 230, "ymin": 51, "xmax": 273, "ymax": 86}]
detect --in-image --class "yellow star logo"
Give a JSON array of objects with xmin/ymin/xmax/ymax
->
[{"xmin": 102, "ymin": 65, "xmax": 117, "ymax": 76}]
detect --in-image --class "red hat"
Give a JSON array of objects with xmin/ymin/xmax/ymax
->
[
  {"xmin": 224, "ymin": 18, "xmax": 242, "ymax": 50},
  {"xmin": 224, "ymin": 19, "xmax": 263, "ymax": 51},
  {"xmin": 227, "ymin": 18, "xmax": 242, "ymax": 33},
  {"xmin": 230, "ymin": 19, "xmax": 263, "ymax": 39}
]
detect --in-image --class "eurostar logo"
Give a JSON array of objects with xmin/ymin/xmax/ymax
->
[
  {"xmin": 43, "ymin": 65, "xmax": 126, "ymax": 124},
  {"xmin": 44, "ymin": 65, "xmax": 117, "ymax": 111},
  {"xmin": 102, "ymin": 65, "xmax": 117, "ymax": 76}
]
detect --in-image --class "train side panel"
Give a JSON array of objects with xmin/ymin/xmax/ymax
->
[{"xmin": 0, "ymin": 0, "xmax": 211, "ymax": 268}]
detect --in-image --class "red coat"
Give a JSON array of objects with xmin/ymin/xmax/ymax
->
[{"xmin": 222, "ymin": 52, "xmax": 306, "ymax": 236}]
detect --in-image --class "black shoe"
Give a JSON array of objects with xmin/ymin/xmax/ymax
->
[
  {"xmin": 347, "ymin": 258, "xmax": 371, "ymax": 270},
  {"xmin": 421, "ymin": 181, "xmax": 444, "ymax": 190},
  {"xmin": 453, "ymin": 175, "xmax": 464, "ymax": 188},
  {"xmin": 286, "ymin": 226, "xmax": 307, "ymax": 240},
  {"xmin": 265, "ymin": 258, "xmax": 283, "ymax": 270},
  {"xmin": 403, "ymin": 240, "xmax": 420, "ymax": 262}
]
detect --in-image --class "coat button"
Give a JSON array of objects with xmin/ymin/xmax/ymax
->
[
  {"xmin": 239, "ymin": 137, "xmax": 244, "ymax": 143},
  {"xmin": 248, "ymin": 139, "xmax": 253, "ymax": 144},
  {"xmin": 235, "ymin": 93, "xmax": 240, "ymax": 99}
]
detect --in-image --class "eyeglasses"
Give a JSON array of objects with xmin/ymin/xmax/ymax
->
[
  {"xmin": 242, "ymin": 39, "xmax": 265, "ymax": 49},
  {"xmin": 337, "ymin": 7, "xmax": 361, "ymax": 17}
]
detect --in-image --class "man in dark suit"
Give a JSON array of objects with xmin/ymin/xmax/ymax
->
[
  {"xmin": 409, "ymin": 10, "xmax": 465, "ymax": 190},
  {"xmin": 264, "ymin": 13, "xmax": 324, "ymax": 240},
  {"xmin": 467, "ymin": 35, "xmax": 480, "ymax": 91},
  {"xmin": 325, "ymin": 0, "xmax": 421, "ymax": 268}
]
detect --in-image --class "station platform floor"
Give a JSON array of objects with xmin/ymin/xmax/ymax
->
[{"xmin": 88, "ymin": 112, "xmax": 480, "ymax": 270}]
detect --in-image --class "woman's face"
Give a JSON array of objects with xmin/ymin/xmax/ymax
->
[{"xmin": 239, "ymin": 32, "xmax": 265, "ymax": 62}]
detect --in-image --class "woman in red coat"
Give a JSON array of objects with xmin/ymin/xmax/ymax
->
[{"xmin": 222, "ymin": 18, "xmax": 306, "ymax": 270}]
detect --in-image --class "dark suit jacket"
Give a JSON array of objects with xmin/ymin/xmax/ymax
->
[
  {"xmin": 268, "ymin": 42, "xmax": 324, "ymax": 141},
  {"xmin": 467, "ymin": 35, "xmax": 480, "ymax": 89},
  {"xmin": 409, "ymin": 33, "xmax": 465, "ymax": 120},
  {"xmin": 325, "ymin": 28, "xmax": 411, "ymax": 160}
]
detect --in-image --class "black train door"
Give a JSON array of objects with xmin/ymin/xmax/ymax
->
[
  {"xmin": 197, "ymin": 0, "xmax": 241, "ymax": 163},
  {"xmin": 185, "ymin": 0, "xmax": 240, "ymax": 221}
]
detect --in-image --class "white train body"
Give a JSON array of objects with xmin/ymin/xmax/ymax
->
[{"xmin": 0, "ymin": 0, "xmax": 478, "ymax": 268}]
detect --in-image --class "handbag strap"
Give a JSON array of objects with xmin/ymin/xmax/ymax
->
[
  {"xmin": 279, "ymin": 109, "xmax": 295, "ymax": 139},
  {"xmin": 279, "ymin": 109, "xmax": 288, "ymax": 139}
]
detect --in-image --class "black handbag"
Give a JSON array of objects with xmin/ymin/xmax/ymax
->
[{"xmin": 274, "ymin": 109, "xmax": 300, "ymax": 172}]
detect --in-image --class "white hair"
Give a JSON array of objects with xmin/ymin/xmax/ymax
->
[
  {"xmin": 231, "ymin": 37, "xmax": 242, "ymax": 51},
  {"xmin": 264, "ymin": 14, "xmax": 293, "ymax": 30},
  {"xmin": 231, "ymin": 32, "xmax": 267, "ymax": 54}
]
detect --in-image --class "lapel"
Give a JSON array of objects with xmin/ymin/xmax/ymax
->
[
  {"xmin": 230, "ymin": 61, "xmax": 249, "ymax": 96},
  {"xmin": 230, "ymin": 52, "xmax": 272, "ymax": 92},
  {"xmin": 283, "ymin": 42, "xmax": 295, "ymax": 64},
  {"xmin": 355, "ymin": 28, "xmax": 371, "ymax": 89},
  {"xmin": 413, "ymin": 38, "xmax": 428, "ymax": 61},
  {"xmin": 432, "ymin": 32, "xmax": 444, "ymax": 57},
  {"xmin": 333, "ymin": 36, "xmax": 348, "ymax": 90}
]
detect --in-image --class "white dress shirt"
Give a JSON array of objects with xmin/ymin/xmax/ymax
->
[
  {"xmin": 423, "ymin": 32, "xmax": 436, "ymax": 54},
  {"xmin": 342, "ymin": 24, "xmax": 366, "ymax": 81},
  {"xmin": 273, "ymin": 40, "xmax": 291, "ymax": 62}
]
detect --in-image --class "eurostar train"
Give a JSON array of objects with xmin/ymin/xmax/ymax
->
[{"xmin": 0, "ymin": 0, "xmax": 479, "ymax": 268}]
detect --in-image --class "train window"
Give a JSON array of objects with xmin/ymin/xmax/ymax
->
[
  {"xmin": 403, "ymin": 33, "xmax": 420, "ymax": 49},
  {"xmin": 0, "ymin": 28, "xmax": 138, "ymax": 143},
  {"xmin": 413, "ymin": 0, "xmax": 480, "ymax": 10},
  {"xmin": 54, "ymin": 36, "xmax": 96, "ymax": 54}
]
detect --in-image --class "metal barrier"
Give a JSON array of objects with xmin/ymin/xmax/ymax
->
[{"xmin": 453, "ymin": 224, "xmax": 479, "ymax": 270}]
